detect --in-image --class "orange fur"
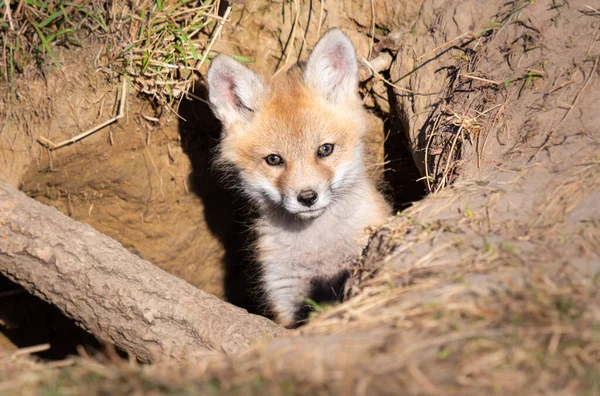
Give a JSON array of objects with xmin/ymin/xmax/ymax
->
[{"xmin": 221, "ymin": 67, "xmax": 366, "ymax": 197}]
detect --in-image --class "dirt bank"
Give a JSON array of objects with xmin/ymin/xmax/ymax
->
[{"xmin": 1, "ymin": 0, "xmax": 599, "ymax": 394}]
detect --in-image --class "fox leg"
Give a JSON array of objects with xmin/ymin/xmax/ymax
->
[{"xmin": 263, "ymin": 273, "xmax": 307, "ymax": 327}]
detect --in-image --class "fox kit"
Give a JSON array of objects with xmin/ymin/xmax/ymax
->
[{"xmin": 207, "ymin": 29, "xmax": 391, "ymax": 326}]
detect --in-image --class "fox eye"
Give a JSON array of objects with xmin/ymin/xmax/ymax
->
[
  {"xmin": 265, "ymin": 154, "xmax": 283, "ymax": 166},
  {"xmin": 317, "ymin": 143, "xmax": 335, "ymax": 158}
]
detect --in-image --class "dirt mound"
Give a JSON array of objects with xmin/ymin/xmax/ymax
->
[{"xmin": 1, "ymin": 0, "xmax": 599, "ymax": 394}]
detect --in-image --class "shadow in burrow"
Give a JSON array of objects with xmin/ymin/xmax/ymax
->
[
  {"xmin": 0, "ymin": 274, "xmax": 105, "ymax": 360},
  {"xmin": 370, "ymin": 71, "xmax": 428, "ymax": 212},
  {"xmin": 177, "ymin": 84, "xmax": 266, "ymax": 317}
]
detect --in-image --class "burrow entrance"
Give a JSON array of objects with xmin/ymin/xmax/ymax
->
[
  {"xmin": 0, "ymin": 274, "xmax": 104, "ymax": 360},
  {"xmin": 3, "ymin": 80, "xmax": 426, "ymax": 360}
]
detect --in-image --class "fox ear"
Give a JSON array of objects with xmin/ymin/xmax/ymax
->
[
  {"xmin": 207, "ymin": 55, "xmax": 265, "ymax": 127},
  {"xmin": 304, "ymin": 29, "xmax": 359, "ymax": 104}
]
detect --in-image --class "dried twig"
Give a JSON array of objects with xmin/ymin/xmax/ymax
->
[
  {"xmin": 273, "ymin": 0, "xmax": 300, "ymax": 77},
  {"xmin": 546, "ymin": 80, "xmax": 574, "ymax": 95},
  {"xmin": 37, "ymin": 79, "xmax": 128, "ymax": 150},
  {"xmin": 368, "ymin": 0, "xmax": 375, "ymax": 60},
  {"xmin": 581, "ymin": 5, "xmax": 600, "ymax": 16},
  {"xmin": 316, "ymin": 0, "xmax": 325, "ymax": 39},
  {"xmin": 3, "ymin": 0, "xmax": 14, "ymax": 30},
  {"xmin": 417, "ymin": 32, "xmax": 471, "ymax": 60},
  {"xmin": 47, "ymin": 359, "xmax": 76, "ymax": 369},
  {"xmin": 460, "ymin": 74, "xmax": 501, "ymax": 85},
  {"xmin": 195, "ymin": 5, "xmax": 232, "ymax": 73},
  {"xmin": 424, "ymin": 113, "xmax": 443, "ymax": 193},
  {"xmin": 362, "ymin": 58, "xmax": 440, "ymax": 96},
  {"xmin": 359, "ymin": 52, "xmax": 392, "ymax": 82},
  {"xmin": 11, "ymin": 343, "xmax": 51, "ymax": 358},
  {"xmin": 435, "ymin": 120, "xmax": 464, "ymax": 193}
]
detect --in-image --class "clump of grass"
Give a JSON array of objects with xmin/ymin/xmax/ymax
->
[
  {"xmin": 1, "ymin": 0, "xmax": 114, "ymax": 82},
  {"xmin": 1, "ymin": 0, "xmax": 107, "ymax": 86},
  {"xmin": 103, "ymin": 0, "xmax": 231, "ymax": 105},
  {"xmin": 1, "ymin": 0, "xmax": 228, "ymax": 105}
]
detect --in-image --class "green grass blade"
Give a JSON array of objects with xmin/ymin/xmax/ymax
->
[
  {"xmin": 138, "ymin": 10, "xmax": 146, "ymax": 39},
  {"xmin": 31, "ymin": 22, "xmax": 60, "ymax": 69},
  {"xmin": 177, "ymin": 30, "xmax": 199, "ymax": 61},
  {"xmin": 38, "ymin": 9, "xmax": 64, "ymax": 28},
  {"xmin": 77, "ymin": 7, "xmax": 109, "ymax": 32},
  {"xmin": 26, "ymin": 0, "xmax": 45, "ymax": 8},
  {"xmin": 142, "ymin": 50, "xmax": 150, "ymax": 73},
  {"xmin": 173, "ymin": 44, "xmax": 190, "ymax": 68},
  {"xmin": 231, "ymin": 55, "xmax": 254, "ymax": 64},
  {"xmin": 45, "ymin": 28, "xmax": 74, "ymax": 43},
  {"xmin": 302, "ymin": 297, "xmax": 325, "ymax": 312},
  {"xmin": 94, "ymin": 10, "xmax": 108, "ymax": 32}
]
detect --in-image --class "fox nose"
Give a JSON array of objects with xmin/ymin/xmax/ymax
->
[{"xmin": 297, "ymin": 190, "xmax": 318, "ymax": 207}]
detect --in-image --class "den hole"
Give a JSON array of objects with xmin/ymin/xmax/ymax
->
[
  {"xmin": 0, "ymin": 274, "xmax": 105, "ymax": 360},
  {"xmin": 6, "ymin": 79, "xmax": 427, "ymax": 359},
  {"xmin": 376, "ymin": 71, "xmax": 427, "ymax": 211},
  {"xmin": 177, "ymin": 84, "xmax": 264, "ymax": 316}
]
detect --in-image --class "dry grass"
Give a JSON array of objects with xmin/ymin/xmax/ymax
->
[
  {"xmin": 423, "ymin": 102, "xmax": 500, "ymax": 194},
  {"xmin": 2, "ymin": 246, "xmax": 597, "ymax": 395}
]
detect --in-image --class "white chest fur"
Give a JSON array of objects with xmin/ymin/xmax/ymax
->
[{"xmin": 256, "ymin": 180, "xmax": 387, "ymax": 325}]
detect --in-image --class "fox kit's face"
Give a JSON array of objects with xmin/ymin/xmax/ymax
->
[
  {"xmin": 208, "ymin": 29, "xmax": 365, "ymax": 219},
  {"xmin": 219, "ymin": 74, "xmax": 365, "ymax": 219}
]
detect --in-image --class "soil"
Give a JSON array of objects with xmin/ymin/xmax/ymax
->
[
  {"xmin": 7, "ymin": 45, "xmax": 228, "ymax": 298},
  {"xmin": 1, "ymin": 0, "xmax": 599, "ymax": 394}
]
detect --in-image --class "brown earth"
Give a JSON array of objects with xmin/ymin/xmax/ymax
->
[{"xmin": 1, "ymin": 0, "xmax": 600, "ymax": 394}]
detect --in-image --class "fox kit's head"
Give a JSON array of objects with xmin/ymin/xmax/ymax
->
[{"xmin": 208, "ymin": 29, "xmax": 367, "ymax": 219}]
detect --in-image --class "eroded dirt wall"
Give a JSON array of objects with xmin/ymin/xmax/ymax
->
[{"xmin": 3, "ymin": 45, "xmax": 225, "ymax": 297}]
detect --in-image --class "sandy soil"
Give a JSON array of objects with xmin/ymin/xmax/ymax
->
[{"xmin": 0, "ymin": 0, "xmax": 599, "ymax": 394}]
